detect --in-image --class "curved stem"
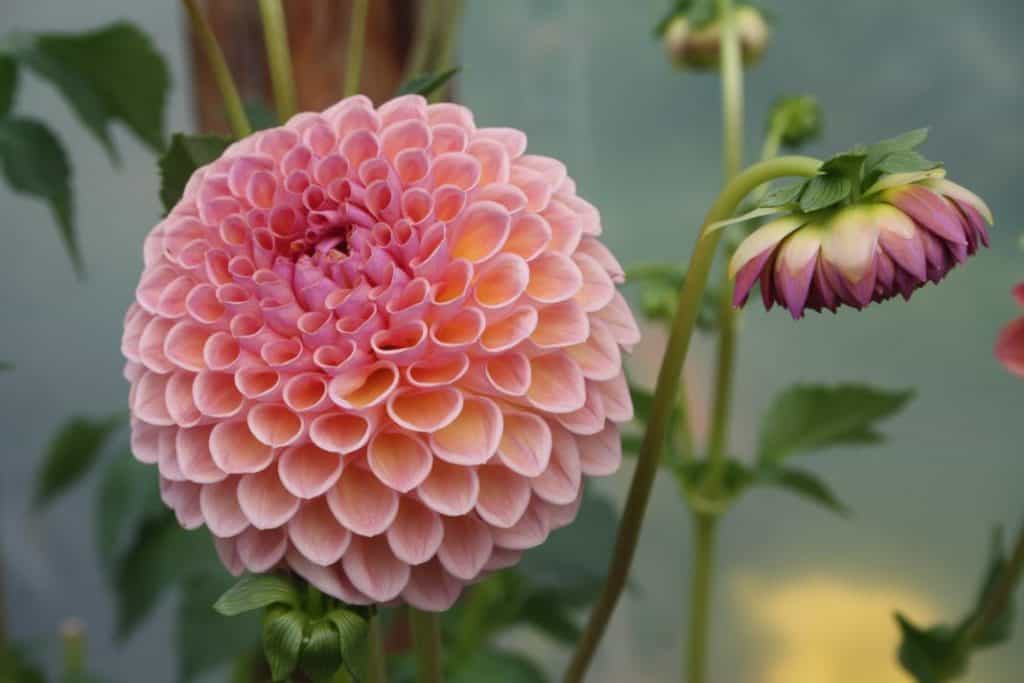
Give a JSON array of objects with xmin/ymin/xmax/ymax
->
[
  {"xmin": 182, "ymin": 0, "xmax": 251, "ymax": 138},
  {"xmin": 410, "ymin": 609, "xmax": 443, "ymax": 683},
  {"xmin": 562, "ymin": 155, "xmax": 820, "ymax": 683},
  {"xmin": 405, "ymin": 0, "xmax": 438, "ymax": 80},
  {"xmin": 429, "ymin": 0, "xmax": 464, "ymax": 103},
  {"xmin": 964, "ymin": 521, "xmax": 1024, "ymax": 646},
  {"xmin": 366, "ymin": 615, "xmax": 388, "ymax": 683},
  {"xmin": 685, "ymin": 514, "xmax": 717, "ymax": 683},
  {"xmin": 258, "ymin": 0, "xmax": 297, "ymax": 122},
  {"xmin": 344, "ymin": 0, "xmax": 370, "ymax": 97}
]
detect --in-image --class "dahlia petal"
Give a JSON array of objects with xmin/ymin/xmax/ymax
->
[
  {"xmin": 775, "ymin": 228, "xmax": 821, "ymax": 318},
  {"xmin": 139, "ymin": 317, "xmax": 175, "ymax": 373},
  {"xmin": 166, "ymin": 372, "xmax": 202, "ymax": 428},
  {"xmin": 430, "ymin": 397, "xmax": 503, "ymax": 465},
  {"xmin": 480, "ymin": 306, "xmax": 538, "ymax": 353},
  {"xmin": 541, "ymin": 200, "xmax": 583, "ymax": 255},
  {"xmin": 437, "ymin": 515, "xmax": 493, "ymax": 581},
  {"xmin": 884, "ymin": 185, "xmax": 967, "ymax": 245},
  {"xmin": 474, "ymin": 253, "xmax": 529, "ymax": 310},
  {"xmin": 417, "ymin": 460, "xmax": 479, "ymax": 516},
  {"xmin": 368, "ymin": 430, "xmax": 433, "ymax": 492},
  {"xmin": 237, "ymin": 527, "xmax": 288, "ymax": 572},
  {"xmin": 497, "ymin": 410, "xmax": 552, "ymax": 477},
  {"xmin": 432, "ymin": 152, "xmax": 481, "ymax": 191},
  {"xmin": 328, "ymin": 362, "xmax": 399, "ymax": 410},
  {"xmin": 209, "ymin": 420, "xmax": 275, "ymax": 474},
  {"xmin": 995, "ymin": 317, "xmax": 1024, "ymax": 377},
  {"xmin": 169, "ymin": 481, "xmax": 204, "ymax": 529},
  {"xmin": 577, "ymin": 422, "xmax": 623, "ymax": 476},
  {"xmin": 194, "ymin": 371, "xmax": 245, "ymax": 418},
  {"xmin": 821, "ymin": 208, "xmax": 880, "ymax": 287},
  {"xmin": 386, "ymin": 386, "xmax": 463, "ymax": 432},
  {"xmin": 576, "ymin": 237, "xmax": 625, "ymax": 283},
  {"xmin": 467, "ymin": 138, "xmax": 511, "ymax": 185},
  {"xmin": 484, "ymin": 353, "xmax": 531, "ymax": 396},
  {"xmin": 556, "ymin": 389, "xmax": 606, "ymax": 436},
  {"xmin": 927, "ymin": 178, "xmax": 994, "ymax": 225},
  {"xmin": 406, "ymin": 353, "xmax": 470, "ymax": 388},
  {"xmin": 134, "ymin": 372, "xmax": 174, "ymax": 426},
  {"xmin": 594, "ymin": 291, "xmax": 641, "ymax": 350},
  {"xmin": 451, "ymin": 201, "xmax": 511, "ymax": 263},
  {"xmin": 475, "ymin": 465, "xmax": 531, "ymax": 528},
  {"xmin": 214, "ymin": 536, "xmax": 245, "ymax": 576},
  {"xmin": 474, "ymin": 127, "xmax": 528, "ymax": 159},
  {"xmin": 510, "ymin": 165, "xmax": 553, "ymax": 212},
  {"xmin": 573, "ymin": 252, "xmax": 616, "ymax": 312},
  {"xmin": 729, "ymin": 215, "xmax": 805, "ymax": 281},
  {"xmin": 201, "ymin": 478, "xmax": 250, "ymax": 537},
  {"xmin": 246, "ymin": 404, "xmax": 303, "ymax": 447},
  {"xmin": 326, "ymin": 467, "xmax": 399, "ymax": 536},
  {"xmin": 176, "ymin": 426, "xmax": 227, "ymax": 483},
  {"xmin": 542, "ymin": 490, "xmax": 584, "ymax": 530},
  {"xmin": 286, "ymin": 548, "xmax": 372, "ymax": 605},
  {"xmin": 309, "ymin": 412, "xmax": 373, "ymax": 454},
  {"xmin": 527, "ymin": 352, "xmax": 586, "ymax": 413},
  {"xmin": 482, "ymin": 547, "xmax": 523, "ymax": 572},
  {"xmin": 387, "ymin": 497, "xmax": 444, "ymax": 565},
  {"xmin": 130, "ymin": 420, "xmax": 161, "ymax": 464},
  {"xmin": 478, "ymin": 183, "xmax": 529, "ymax": 213},
  {"xmin": 288, "ymin": 498, "xmax": 351, "ymax": 566},
  {"xmin": 566, "ymin": 319, "xmax": 621, "ymax": 381},
  {"xmin": 593, "ymin": 373, "xmax": 633, "ymax": 422},
  {"xmin": 876, "ymin": 205, "xmax": 928, "ymax": 282},
  {"xmin": 278, "ymin": 443, "xmax": 344, "ymax": 499},
  {"xmin": 237, "ymin": 465, "xmax": 300, "ymax": 529},
  {"xmin": 527, "ymin": 252, "xmax": 584, "ymax": 304},
  {"xmin": 158, "ymin": 429, "xmax": 184, "ymax": 481},
  {"xmin": 530, "ymin": 299, "xmax": 590, "ymax": 349},
  {"xmin": 343, "ymin": 535, "xmax": 411, "ymax": 602},
  {"xmin": 491, "ymin": 499, "xmax": 551, "ymax": 550},
  {"xmin": 503, "ymin": 212, "xmax": 551, "ymax": 260},
  {"xmin": 430, "ymin": 308, "xmax": 486, "ymax": 350},
  {"xmin": 402, "ymin": 559, "xmax": 463, "ymax": 612},
  {"xmin": 531, "ymin": 425, "xmax": 582, "ymax": 505}
]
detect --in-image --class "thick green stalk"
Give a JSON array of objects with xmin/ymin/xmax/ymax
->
[
  {"xmin": 405, "ymin": 0, "xmax": 438, "ymax": 81},
  {"xmin": 344, "ymin": 0, "xmax": 370, "ymax": 97},
  {"xmin": 410, "ymin": 609, "xmax": 443, "ymax": 683},
  {"xmin": 258, "ymin": 0, "xmax": 297, "ymax": 122},
  {"xmin": 182, "ymin": 0, "xmax": 251, "ymax": 138},
  {"xmin": 60, "ymin": 619, "xmax": 86, "ymax": 676},
  {"xmin": 366, "ymin": 615, "xmax": 388, "ymax": 683},
  {"xmin": 685, "ymin": 515, "xmax": 717, "ymax": 683},
  {"xmin": 562, "ymin": 154, "xmax": 820, "ymax": 683}
]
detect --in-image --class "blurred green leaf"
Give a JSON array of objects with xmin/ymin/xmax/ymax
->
[
  {"xmin": 519, "ymin": 595, "xmax": 581, "ymax": 644},
  {"xmin": 0, "ymin": 53, "xmax": 17, "ymax": 116},
  {"xmin": 680, "ymin": 459, "xmax": 755, "ymax": 500},
  {"xmin": 244, "ymin": 100, "xmax": 279, "ymax": 131},
  {"xmin": 896, "ymin": 615, "xmax": 968, "ymax": 683},
  {"xmin": 0, "ymin": 116, "xmax": 78, "ymax": 273},
  {"xmin": 95, "ymin": 450, "xmax": 163, "ymax": 569},
  {"xmin": 34, "ymin": 414, "xmax": 123, "ymax": 508},
  {"xmin": 158, "ymin": 133, "xmax": 232, "ymax": 213},
  {"xmin": 178, "ymin": 573, "xmax": 261, "ymax": 683},
  {"xmin": 0, "ymin": 361, "xmax": 12, "ymax": 372},
  {"xmin": 15, "ymin": 21, "xmax": 169, "ymax": 157},
  {"xmin": 626, "ymin": 262, "xmax": 719, "ymax": 330},
  {"xmin": 757, "ymin": 383, "xmax": 913, "ymax": 465},
  {"xmin": 450, "ymin": 648, "xmax": 548, "ymax": 683},
  {"xmin": 262, "ymin": 608, "xmax": 307, "ymax": 682},
  {"xmin": 0, "ymin": 645, "xmax": 46, "ymax": 683},
  {"xmin": 966, "ymin": 527, "xmax": 1017, "ymax": 648},
  {"xmin": 214, "ymin": 574, "xmax": 302, "ymax": 617},
  {"xmin": 114, "ymin": 515, "xmax": 222, "ymax": 637},
  {"xmin": 756, "ymin": 466, "xmax": 849, "ymax": 515},
  {"xmin": 396, "ymin": 67, "xmax": 460, "ymax": 98}
]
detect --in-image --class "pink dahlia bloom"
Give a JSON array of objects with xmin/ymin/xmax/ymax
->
[
  {"xmin": 729, "ymin": 174, "xmax": 993, "ymax": 318},
  {"xmin": 995, "ymin": 284, "xmax": 1024, "ymax": 377},
  {"xmin": 122, "ymin": 95, "xmax": 639, "ymax": 611}
]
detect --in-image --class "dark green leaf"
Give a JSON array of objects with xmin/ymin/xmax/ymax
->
[
  {"xmin": 0, "ymin": 361, "xmax": 12, "ymax": 372},
  {"xmin": 653, "ymin": 0, "xmax": 689, "ymax": 37},
  {"xmin": 895, "ymin": 613, "xmax": 967, "ymax": 683},
  {"xmin": 177, "ymin": 573, "xmax": 260, "ymax": 683},
  {"xmin": 244, "ymin": 100, "xmax": 279, "ymax": 131},
  {"xmin": 518, "ymin": 489, "xmax": 616, "ymax": 605},
  {"xmin": 757, "ymin": 383, "xmax": 914, "ymax": 465},
  {"xmin": 0, "ymin": 117, "xmax": 78, "ymax": 273},
  {"xmin": 798, "ymin": 173, "xmax": 852, "ymax": 212},
  {"xmin": 519, "ymin": 595, "xmax": 581, "ymax": 644},
  {"xmin": 757, "ymin": 466, "xmax": 849, "ymax": 515},
  {"xmin": 0, "ymin": 645, "xmax": 46, "ymax": 683},
  {"xmin": 621, "ymin": 431, "xmax": 643, "ymax": 454},
  {"xmin": 300, "ymin": 620, "xmax": 344, "ymax": 682},
  {"xmin": 214, "ymin": 574, "xmax": 301, "ymax": 617},
  {"xmin": 159, "ymin": 133, "xmax": 232, "ymax": 213},
  {"xmin": 450, "ymin": 648, "xmax": 548, "ymax": 683},
  {"xmin": 820, "ymin": 149, "xmax": 867, "ymax": 178},
  {"xmin": 15, "ymin": 22, "xmax": 170, "ymax": 156},
  {"xmin": 627, "ymin": 262, "xmax": 718, "ymax": 330},
  {"xmin": 262, "ymin": 608, "xmax": 307, "ymax": 682},
  {"xmin": 0, "ymin": 54, "xmax": 17, "ymax": 117},
  {"xmin": 324, "ymin": 608, "xmax": 370, "ymax": 666},
  {"xmin": 680, "ymin": 459, "xmax": 755, "ymax": 500},
  {"xmin": 759, "ymin": 182, "xmax": 805, "ymax": 208},
  {"xmin": 629, "ymin": 383, "xmax": 654, "ymax": 423},
  {"xmin": 396, "ymin": 67, "xmax": 460, "ymax": 98},
  {"xmin": 95, "ymin": 449, "xmax": 163, "ymax": 568},
  {"xmin": 114, "ymin": 515, "xmax": 222, "ymax": 637},
  {"xmin": 963, "ymin": 527, "xmax": 1016, "ymax": 649},
  {"xmin": 35, "ymin": 414, "xmax": 123, "ymax": 507}
]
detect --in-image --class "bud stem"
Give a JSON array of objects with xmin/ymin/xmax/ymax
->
[
  {"xmin": 258, "ymin": 0, "xmax": 297, "ymax": 122},
  {"xmin": 182, "ymin": 0, "xmax": 252, "ymax": 138},
  {"xmin": 685, "ymin": 514, "xmax": 717, "ymax": 683},
  {"xmin": 410, "ymin": 609, "xmax": 443, "ymax": 683},
  {"xmin": 563, "ymin": 154, "xmax": 821, "ymax": 683},
  {"xmin": 60, "ymin": 618, "xmax": 86, "ymax": 676},
  {"xmin": 344, "ymin": 0, "xmax": 370, "ymax": 97},
  {"xmin": 366, "ymin": 615, "xmax": 388, "ymax": 683}
]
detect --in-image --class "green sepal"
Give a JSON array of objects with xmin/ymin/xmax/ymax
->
[
  {"xmin": 213, "ymin": 574, "xmax": 302, "ymax": 616},
  {"xmin": 396, "ymin": 67, "xmax": 460, "ymax": 98},
  {"xmin": 324, "ymin": 608, "xmax": 371, "ymax": 664},
  {"xmin": 300, "ymin": 619, "xmax": 344, "ymax": 682},
  {"xmin": 0, "ymin": 53, "xmax": 17, "ymax": 117},
  {"xmin": 262, "ymin": 607, "xmax": 308, "ymax": 682}
]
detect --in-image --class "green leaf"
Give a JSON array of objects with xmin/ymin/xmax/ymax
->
[
  {"xmin": 895, "ymin": 614, "xmax": 967, "ymax": 683},
  {"xmin": 177, "ymin": 573, "xmax": 260, "ymax": 683},
  {"xmin": 213, "ymin": 574, "xmax": 302, "ymax": 617},
  {"xmin": 0, "ymin": 117, "xmax": 79, "ymax": 273},
  {"xmin": 95, "ymin": 450, "xmax": 163, "ymax": 568},
  {"xmin": 680, "ymin": 459, "xmax": 755, "ymax": 500},
  {"xmin": 450, "ymin": 648, "xmax": 548, "ymax": 683},
  {"xmin": 262, "ymin": 608, "xmax": 307, "ymax": 682},
  {"xmin": 517, "ymin": 489, "xmax": 617, "ymax": 605},
  {"xmin": 872, "ymin": 149, "xmax": 941, "ymax": 175},
  {"xmin": 300, "ymin": 620, "xmax": 344, "ymax": 682},
  {"xmin": 0, "ymin": 361, "xmax": 12, "ymax": 372},
  {"xmin": 757, "ymin": 383, "xmax": 914, "ymax": 465},
  {"xmin": 621, "ymin": 431, "xmax": 643, "ymax": 455},
  {"xmin": 653, "ymin": 0, "xmax": 689, "ymax": 37},
  {"xmin": 626, "ymin": 262, "xmax": 719, "ymax": 330},
  {"xmin": 244, "ymin": 100, "xmax": 279, "ymax": 131},
  {"xmin": 759, "ymin": 182, "xmax": 805, "ymax": 208},
  {"xmin": 0, "ymin": 53, "xmax": 17, "ymax": 117},
  {"xmin": 396, "ymin": 67, "xmax": 460, "ymax": 98},
  {"xmin": 866, "ymin": 128, "xmax": 930, "ymax": 163},
  {"xmin": 519, "ymin": 595, "xmax": 581, "ymax": 644},
  {"xmin": 629, "ymin": 383, "xmax": 654, "ymax": 423},
  {"xmin": 705, "ymin": 206, "xmax": 783, "ymax": 233},
  {"xmin": 114, "ymin": 515, "xmax": 222, "ymax": 637},
  {"xmin": 963, "ymin": 527, "xmax": 1016, "ymax": 648},
  {"xmin": 324, "ymin": 608, "xmax": 370, "ymax": 664},
  {"xmin": 15, "ymin": 21, "xmax": 170, "ymax": 156},
  {"xmin": 798, "ymin": 173, "xmax": 852, "ymax": 212},
  {"xmin": 158, "ymin": 133, "xmax": 232, "ymax": 213},
  {"xmin": 34, "ymin": 414, "xmax": 123, "ymax": 507},
  {"xmin": 0, "ymin": 645, "xmax": 46, "ymax": 683},
  {"xmin": 757, "ymin": 466, "xmax": 849, "ymax": 515}
]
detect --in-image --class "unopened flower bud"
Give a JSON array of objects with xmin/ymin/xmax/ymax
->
[
  {"xmin": 663, "ymin": 5, "xmax": 770, "ymax": 71},
  {"xmin": 768, "ymin": 95, "xmax": 823, "ymax": 149}
]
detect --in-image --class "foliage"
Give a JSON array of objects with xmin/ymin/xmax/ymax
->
[
  {"xmin": 396, "ymin": 67, "xmax": 461, "ymax": 98},
  {"xmin": 158, "ymin": 133, "xmax": 232, "ymax": 213}
]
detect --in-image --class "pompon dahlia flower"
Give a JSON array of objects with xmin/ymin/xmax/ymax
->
[
  {"xmin": 729, "ymin": 172, "xmax": 993, "ymax": 319},
  {"xmin": 121, "ymin": 94, "xmax": 639, "ymax": 611},
  {"xmin": 995, "ymin": 284, "xmax": 1024, "ymax": 377}
]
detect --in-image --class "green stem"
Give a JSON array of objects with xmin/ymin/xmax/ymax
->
[
  {"xmin": 562, "ymin": 154, "xmax": 820, "ymax": 683},
  {"xmin": 344, "ymin": 0, "xmax": 370, "ymax": 97},
  {"xmin": 258, "ymin": 0, "xmax": 297, "ymax": 122},
  {"xmin": 685, "ymin": 515, "xmax": 717, "ymax": 683},
  {"xmin": 429, "ymin": 0, "xmax": 464, "ymax": 103},
  {"xmin": 60, "ymin": 619, "xmax": 86, "ymax": 676},
  {"xmin": 405, "ymin": 0, "xmax": 438, "ymax": 80},
  {"xmin": 182, "ymin": 0, "xmax": 251, "ymax": 138},
  {"xmin": 410, "ymin": 609, "xmax": 443, "ymax": 683},
  {"xmin": 964, "ymin": 521, "xmax": 1024, "ymax": 646},
  {"xmin": 366, "ymin": 615, "xmax": 388, "ymax": 683}
]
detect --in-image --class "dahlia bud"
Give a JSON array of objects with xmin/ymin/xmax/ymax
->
[
  {"xmin": 767, "ymin": 95, "xmax": 823, "ymax": 149},
  {"xmin": 662, "ymin": 5, "xmax": 769, "ymax": 71},
  {"xmin": 995, "ymin": 284, "xmax": 1024, "ymax": 377}
]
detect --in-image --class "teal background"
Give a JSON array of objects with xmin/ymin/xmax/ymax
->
[{"xmin": 1, "ymin": 1, "xmax": 1021, "ymax": 680}]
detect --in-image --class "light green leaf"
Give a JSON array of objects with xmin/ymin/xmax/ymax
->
[
  {"xmin": 705, "ymin": 206, "xmax": 784, "ymax": 233},
  {"xmin": 396, "ymin": 67, "xmax": 460, "ymax": 98},
  {"xmin": 158, "ymin": 133, "xmax": 232, "ymax": 213},
  {"xmin": 873, "ymin": 149, "xmax": 941, "ymax": 175},
  {"xmin": 0, "ymin": 53, "xmax": 17, "ymax": 116},
  {"xmin": 34, "ymin": 414, "xmax": 123, "ymax": 507},
  {"xmin": 757, "ymin": 383, "xmax": 914, "ymax": 465},
  {"xmin": 450, "ymin": 648, "xmax": 548, "ymax": 683},
  {"xmin": 95, "ymin": 450, "xmax": 163, "ymax": 569},
  {"xmin": 213, "ymin": 574, "xmax": 302, "ymax": 617},
  {"xmin": 759, "ymin": 182, "xmax": 805, "ymax": 208},
  {"xmin": 866, "ymin": 128, "xmax": 930, "ymax": 163},
  {"xmin": 15, "ymin": 21, "xmax": 169, "ymax": 156},
  {"xmin": 262, "ymin": 608, "xmax": 307, "ymax": 682},
  {"xmin": 177, "ymin": 573, "xmax": 260, "ymax": 683},
  {"xmin": 798, "ymin": 173, "xmax": 852, "ymax": 212},
  {"xmin": 0, "ymin": 117, "xmax": 78, "ymax": 273},
  {"xmin": 757, "ymin": 466, "xmax": 849, "ymax": 516}
]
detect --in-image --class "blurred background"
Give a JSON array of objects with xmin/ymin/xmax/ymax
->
[{"xmin": 1, "ymin": 0, "xmax": 1021, "ymax": 681}]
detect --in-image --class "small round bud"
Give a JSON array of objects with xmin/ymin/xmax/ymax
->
[
  {"xmin": 768, "ymin": 95, "xmax": 824, "ymax": 148},
  {"xmin": 663, "ymin": 5, "xmax": 770, "ymax": 71}
]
